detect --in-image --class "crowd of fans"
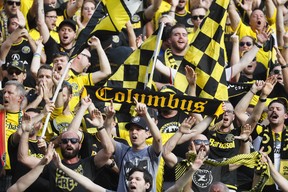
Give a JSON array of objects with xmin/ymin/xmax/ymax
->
[{"xmin": 0, "ymin": 0, "xmax": 288, "ymax": 191}]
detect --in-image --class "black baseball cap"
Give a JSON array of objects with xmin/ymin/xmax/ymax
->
[
  {"xmin": 125, "ymin": 116, "xmax": 149, "ymax": 131},
  {"xmin": 58, "ymin": 19, "xmax": 77, "ymax": 32}
]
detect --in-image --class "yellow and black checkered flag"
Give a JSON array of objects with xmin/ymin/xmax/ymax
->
[
  {"xmin": 71, "ymin": 0, "xmax": 142, "ymax": 58},
  {"xmin": 104, "ymin": 32, "xmax": 159, "ymax": 112},
  {"xmin": 175, "ymin": 152, "xmax": 270, "ymax": 192},
  {"xmin": 174, "ymin": 0, "xmax": 229, "ymax": 101}
]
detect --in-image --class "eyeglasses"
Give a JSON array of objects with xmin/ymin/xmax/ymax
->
[
  {"xmin": 80, "ymin": 53, "xmax": 91, "ymax": 59},
  {"xmin": 45, "ymin": 15, "xmax": 57, "ymax": 19},
  {"xmin": 61, "ymin": 138, "xmax": 79, "ymax": 144},
  {"xmin": 8, "ymin": 69, "xmax": 22, "ymax": 75},
  {"xmin": 239, "ymin": 42, "xmax": 252, "ymax": 47},
  {"xmin": 7, "ymin": 1, "xmax": 21, "ymax": 6},
  {"xmin": 272, "ymin": 69, "xmax": 281, "ymax": 75},
  {"xmin": 224, "ymin": 110, "xmax": 234, "ymax": 114},
  {"xmin": 192, "ymin": 15, "xmax": 205, "ymax": 20},
  {"xmin": 193, "ymin": 139, "xmax": 210, "ymax": 145}
]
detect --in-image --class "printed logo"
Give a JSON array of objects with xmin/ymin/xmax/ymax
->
[{"xmin": 193, "ymin": 169, "xmax": 213, "ymax": 188}]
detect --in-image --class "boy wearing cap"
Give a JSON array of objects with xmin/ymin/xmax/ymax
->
[
  {"xmin": 111, "ymin": 98, "xmax": 162, "ymax": 192},
  {"xmin": 37, "ymin": 0, "xmax": 77, "ymax": 64}
]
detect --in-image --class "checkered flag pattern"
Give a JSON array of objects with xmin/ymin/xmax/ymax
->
[
  {"xmin": 104, "ymin": 33, "xmax": 158, "ymax": 111},
  {"xmin": 174, "ymin": 0, "xmax": 229, "ymax": 101}
]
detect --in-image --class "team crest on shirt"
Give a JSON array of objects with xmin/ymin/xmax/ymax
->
[
  {"xmin": 112, "ymin": 35, "xmax": 120, "ymax": 43},
  {"xmin": 187, "ymin": 18, "xmax": 193, "ymax": 25},
  {"xmin": 22, "ymin": 46, "xmax": 31, "ymax": 54},
  {"xmin": 193, "ymin": 169, "xmax": 213, "ymax": 188},
  {"xmin": 160, "ymin": 122, "xmax": 180, "ymax": 133},
  {"xmin": 131, "ymin": 14, "xmax": 140, "ymax": 22}
]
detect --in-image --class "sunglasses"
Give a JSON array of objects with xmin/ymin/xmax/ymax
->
[
  {"xmin": 45, "ymin": 15, "xmax": 57, "ymax": 19},
  {"xmin": 8, "ymin": 69, "xmax": 22, "ymax": 75},
  {"xmin": 7, "ymin": 1, "xmax": 21, "ymax": 6},
  {"xmin": 61, "ymin": 138, "xmax": 79, "ymax": 144},
  {"xmin": 239, "ymin": 42, "xmax": 252, "ymax": 47},
  {"xmin": 193, "ymin": 139, "xmax": 210, "ymax": 145},
  {"xmin": 192, "ymin": 15, "xmax": 205, "ymax": 20}
]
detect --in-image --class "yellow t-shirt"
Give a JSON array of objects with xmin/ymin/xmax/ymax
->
[
  {"xmin": 29, "ymin": 28, "xmax": 60, "ymax": 43},
  {"xmin": 5, "ymin": 111, "xmax": 22, "ymax": 170},
  {"xmin": 67, "ymin": 70, "xmax": 94, "ymax": 112}
]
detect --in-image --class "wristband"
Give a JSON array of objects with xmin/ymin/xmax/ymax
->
[
  {"xmin": 169, "ymin": 10, "xmax": 175, "ymax": 12},
  {"xmin": 281, "ymin": 64, "xmax": 288, "ymax": 69},
  {"xmin": 259, "ymin": 98, "xmax": 267, "ymax": 102},
  {"xmin": 243, "ymin": 138, "xmax": 249, "ymax": 143},
  {"xmin": 108, "ymin": 159, "xmax": 116, "ymax": 168},
  {"xmin": 255, "ymin": 42, "xmax": 263, "ymax": 48},
  {"xmin": 249, "ymin": 89, "xmax": 256, "ymax": 95},
  {"xmin": 97, "ymin": 126, "xmax": 105, "ymax": 131},
  {"xmin": 33, "ymin": 53, "xmax": 41, "ymax": 57}
]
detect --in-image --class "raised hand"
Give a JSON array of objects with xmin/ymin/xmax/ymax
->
[
  {"xmin": 21, "ymin": 113, "xmax": 33, "ymax": 133},
  {"xmin": 179, "ymin": 116, "xmax": 196, "ymax": 134},
  {"xmin": 234, "ymin": 124, "xmax": 252, "ymax": 141},
  {"xmin": 104, "ymin": 100, "xmax": 115, "ymax": 119},
  {"xmin": 134, "ymin": 97, "xmax": 147, "ymax": 117},
  {"xmin": 86, "ymin": 109, "xmax": 104, "ymax": 128},
  {"xmin": 185, "ymin": 65, "xmax": 197, "ymax": 86}
]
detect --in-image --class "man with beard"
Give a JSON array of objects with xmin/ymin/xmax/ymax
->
[
  {"xmin": 153, "ymin": 23, "xmax": 188, "ymax": 90},
  {"xmin": 19, "ymin": 107, "xmax": 114, "ymax": 192},
  {"xmin": 235, "ymin": 78, "xmax": 287, "ymax": 191}
]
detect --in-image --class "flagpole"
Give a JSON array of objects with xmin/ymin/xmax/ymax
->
[
  {"xmin": 41, "ymin": 58, "xmax": 73, "ymax": 138},
  {"xmin": 145, "ymin": 22, "xmax": 165, "ymax": 89}
]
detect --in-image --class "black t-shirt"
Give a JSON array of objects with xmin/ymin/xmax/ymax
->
[
  {"xmin": 80, "ymin": 132, "xmax": 128, "ymax": 190},
  {"xmin": 8, "ymin": 134, "xmax": 50, "ymax": 192},
  {"xmin": 2, "ymin": 39, "xmax": 36, "ymax": 88},
  {"xmin": 45, "ymin": 156, "xmax": 101, "ymax": 192}
]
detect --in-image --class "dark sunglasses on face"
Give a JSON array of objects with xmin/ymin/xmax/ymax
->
[
  {"xmin": 239, "ymin": 42, "xmax": 252, "ymax": 47},
  {"xmin": 192, "ymin": 15, "xmax": 205, "ymax": 20},
  {"xmin": 8, "ymin": 69, "xmax": 22, "ymax": 75},
  {"xmin": 193, "ymin": 139, "xmax": 210, "ymax": 145},
  {"xmin": 7, "ymin": 1, "xmax": 21, "ymax": 6},
  {"xmin": 61, "ymin": 138, "xmax": 79, "ymax": 144}
]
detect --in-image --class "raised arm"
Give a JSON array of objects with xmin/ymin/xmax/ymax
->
[
  {"xmin": 275, "ymin": 47, "xmax": 288, "ymax": 94},
  {"xmin": 230, "ymin": 29, "xmax": 270, "ymax": 80},
  {"xmin": 37, "ymin": 0, "xmax": 51, "ymax": 43},
  {"xmin": 144, "ymin": 0, "xmax": 162, "ymax": 21},
  {"xmin": 66, "ymin": 0, "xmax": 84, "ymax": 18},
  {"xmin": 234, "ymin": 80, "xmax": 265, "ymax": 125},
  {"xmin": 88, "ymin": 36, "xmax": 112, "ymax": 83},
  {"xmin": 261, "ymin": 151, "xmax": 288, "ymax": 192},
  {"xmin": 166, "ymin": 150, "xmax": 206, "ymax": 192},
  {"xmin": 228, "ymin": 0, "xmax": 241, "ymax": 31},
  {"xmin": 242, "ymin": 76, "xmax": 277, "ymax": 133},
  {"xmin": 162, "ymin": 116, "xmax": 196, "ymax": 168},
  {"xmin": 134, "ymin": 97, "xmax": 162, "ymax": 154},
  {"xmin": 30, "ymin": 38, "xmax": 44, "ymax": 79},
  {"xmin": 86, "ymin": 109, "xmax": 114, "ymax": 168},
  {"xmin": 67, "ymin": 96, "xmax": 92, "ymax": 132},
  {"xmin": 17, "ymin": 114, "xmax": 42, "ymax": 168},
  {"xmin": 7, "ymin": 143, "xmax": 54, "ymax": 192}
]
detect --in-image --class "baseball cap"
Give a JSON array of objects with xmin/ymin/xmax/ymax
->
[
  {"xmin": 159, "ymin": 85, "xmax": 182, "ymax": 94},
  {"xmin": 58, "ymin": 19, "xmax": 77, "ymax": 32},
  {"xmin": 7, "ymin": 60, "xmax": 25, "ymax": 72},
  {"xmin": 125, "ymin": 116, "xmax": 149, "ymax": 131},
  {"xmin": 44, "ymin": 4, "xmax": 56, "ymax": 14}
]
